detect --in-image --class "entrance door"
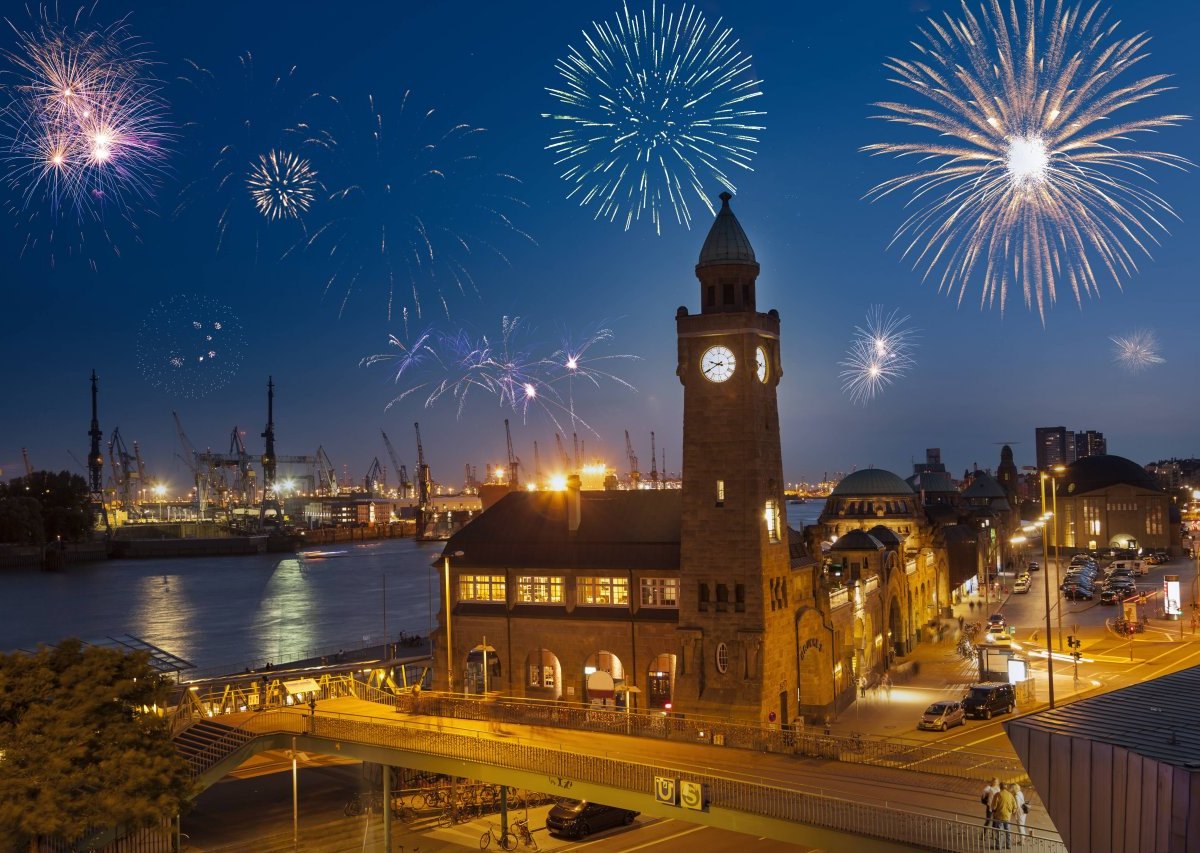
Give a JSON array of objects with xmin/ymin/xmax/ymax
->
[{"xmin": 779, "ymin": 690, "xmax": 789, "ymax": 729}]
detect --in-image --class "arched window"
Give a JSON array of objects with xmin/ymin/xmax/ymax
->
[{"xmin": 715, "ymin": 642, "xmax": 729, "ymax": 674}]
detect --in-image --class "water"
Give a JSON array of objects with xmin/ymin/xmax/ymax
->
[
  {"xmin": 0, "ymin": 538, "xmax": 445, "ymax": 674},
  {"xmin": 1, "ymin": 500, "xmax": 827, "ymax": 675}
]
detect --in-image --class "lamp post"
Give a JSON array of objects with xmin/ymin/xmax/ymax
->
[
  {"xmin": 1025, "ymin": 519, "xmax": 1055, "ymax": 709},
  {"xmin": 154, "ymin": 483, "xmax": 167, "ymax": 522},
  {"xmin": 443, "ymin": 550, "xmax": 464, "ymax": 692},
  {"xmin": 1050, "ymin": 464, "xmax": 1066, "ymax": 650},
  {"xmin": 472, "ymin": 636, "xmax": 496, "ymax": 695}
]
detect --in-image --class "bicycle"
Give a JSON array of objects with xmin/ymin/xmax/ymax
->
[
  {"xmin": 511, "ymin": 818, "xmax": 538, "ymax": 850},
  {"xmin": 344, "ymin": 791, "xmax": 383, "ymax": 817},
  {"xmin": 480, "ymin": 822, "xmax": 517, "ymax": 850}
]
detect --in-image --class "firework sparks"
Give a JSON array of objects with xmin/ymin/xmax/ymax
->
[
  {"xmin": 864, "ymin": 0, "xmax": 1190, "ymax": 318},
  {"xmin": 0, "ymin": 8, "xmax": 171, "ymax": 264},
  {"xmin": 362, "ymin": 317, "xmax": 638, "ymax": 432},
  {"xmin": 1111, "ymin": 329, "xmax": 1165, "ymax": 373},
  {"xmin": 136, "ymin": 295, "xmax": 246, "ymax": 398},
  {"xmin": 303, "ymin": 90, "xmax": 531, "ymax": 320},
  {"xmin": 839, "ymin": 306, "xmax": 918, "ymax": 405},
  {"xmin": 247, "ymin": 149, "xmax": 318, "ymax": 221},
  {"xmin": 544, "ymin": 1, "xmax": 765, "ymax": 233}
]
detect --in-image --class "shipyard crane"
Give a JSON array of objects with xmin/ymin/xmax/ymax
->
[
  {"xmin": 365, "ymin": 457, "xmax": 386, "ymax": 496},
  {"xmin": 504, "ymin": 419, "xmax": 520, "ymax": 488},
  {"xmin": 21, "ymin": 447, "xmax": 33, "ymax": 481},
  {"xmin": 107, "ymin": 427, "xmax": 142, "ymax": 515},
  {"xmin": 572, "ymin": 433, "xmax": 581, "ymax": 472},
  {"xmin": 316, "ymin": 446, "xmax": 338, "ymax": 496},
  {"xmin": 381, "ymin": 430, "xmax": 410, "ymax": 498},
  {"xmin": 625, "ymin": 430, "xmax": 640, "ymax": 488},
  {"xmin": 84, "ymin": 370, "xmax": 109, "ymax": 531},
  {"xmin": 533, "ymin": 441, "xmax": 542, "ymax": 489},
  {"xmin": 554, "ymin": 433, "xmax": 570, "ymax": 471},
  {"xmin": 414, "ymin": 422, "xmax": 435, "ymax": 540},
  {"xmin": 259, "ymin": 377, "xmax": 279, "ymax": 524},
  {"xmin": 229, "ymin": 427, "xmax": 257, "ymax": 505},
  {"xmin": 649, "ymin": 431, "xmax": 659, "ymax": 489},
  {"xmin": 172, "ymin": 411, "xmax": 206, "ymax": 515}
]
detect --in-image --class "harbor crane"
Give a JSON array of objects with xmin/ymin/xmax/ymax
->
[
  {"xmin": 107, "ymin": 427, "xmax": 142, "ymax": 516},
  {"xmin": 365, "ymin": 457, "xmax": 386, "ymax": 496},
  {"xmin": 649, "ymin": 431, "xmax": 659, "ymax": 489},
  {"xmin": 316, "ymin": 446, "xmax": 337, "ymax": 496},
  {"xmin": 625, "ymin": 430, "xmax": 640, "ymax": 488},
  {"xmin": 86, "ymin": 371, "xmax": 109, "ymax": 530},
  {"xmin": 533, "ymin": 441, "xmax": 542, "ymax": 489},
  {"xmin": 572, "ymin": 433, "xmax": 581, "ymax": 472},
  {"xmin": 259, "ymin": 377, "xmax": 280, "ymax": 526},
  {"xmin": 381, "ymin": 430, "xmax": 410, "ymax": 498},
  {"xmin": 414, "ymin": 422, "xmax": 435, "ymax": 540},
  {"xmin": 504, "ymin": 419, "xmax": 520, "ymax": 488},
  {"xmin": 172, "ymin": 411, "xmax": 206, "ymax": 515},
  {"xmin": 554, "ymin": 433, "xmax": 571, "ymax": 471}
]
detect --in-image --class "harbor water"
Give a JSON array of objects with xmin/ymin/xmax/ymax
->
[{"xmin": 0, "ymin": 500, "xmax": 825, "ymax": 675}]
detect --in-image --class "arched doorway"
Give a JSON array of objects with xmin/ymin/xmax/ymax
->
[
  {"xmin": 465, "ymin": 644, "xmax": 501, "ymax": 695},
  {"xmin": 524, "ymin": 649, "xmax": 562, "ymax": 701},
  {"xmin": 646, "ymin": 652, "xmax": 675, "ymax": 710},
  {"xmin": 888, "ymin": 597, "xmax": 904, "ymax": 663},
  {"xmin": 583, "ymin": 650, "xmax": 624, "ymax": 707}
]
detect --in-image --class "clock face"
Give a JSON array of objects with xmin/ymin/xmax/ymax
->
[
  {"xmin": 701, "ymin": 345, "xmax": 736, "ymax": 382},
  {"xmin": 756, "ymin": 346, "xmax": 768, "ymax": 383}
]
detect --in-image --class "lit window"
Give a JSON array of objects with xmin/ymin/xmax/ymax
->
[
  {"xmin": 459, "ymin": 575, "xmax": 506, "ymax": 602},
  {"xmin": 516, "ymin": 576, "xmax": 563, "ymax": 604},
  {"xmin": 577, "ymin": 577, "xmax": 629, "ymax": 606},
  {"xmin": 716, "ymin": 479, "xmax": 725, "ymax": 504},
  {"xmin": 640, "ymin": 577, "xmax": 678, "ymax": 607},
  {"xmin": 765, "ymin": 499, "xmax": 780, "ymax": 543},
  {"xmin": 715, "ymin": 642, "xmax": 729, "ymax": 674}
]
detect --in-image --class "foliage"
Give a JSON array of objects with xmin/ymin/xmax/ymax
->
[
  {"xmin": 0, "ymin": 471, "xmax": 90, "ymax": 544},
  {"xmin": 0, "ymin": 640, "xmax": 193, "ymax": 847}
]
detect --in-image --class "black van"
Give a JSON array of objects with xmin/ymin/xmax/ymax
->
[
  {"xmin": 962, "ymin": 682, "xmax": 1016, "ymax": 720},
  {"xmin": 545, "ymin": 799, "xmax": 638, "ymax": 839}
]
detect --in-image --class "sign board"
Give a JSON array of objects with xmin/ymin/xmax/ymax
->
[
  {"xmin": 1122, "ymin": 602, "xmax": 1139, "ymax": 624},
  {"xmin": 587, "ymin": 669, "xmax": 615, "ymax": 701},
  {"xmin": 283, "ymin": 678, "xmax": 320, "ymax": 696},
  {"xmin": 654, "ymin": 776, "xmax": 677, "ymax": 805},
  {"xmin": 1164, "ymin": 576, "xmax": 1182, "ymax": 618},
  {"xmin": 680, "ymin": 780, "xmax": 706, "ymax": 811}
]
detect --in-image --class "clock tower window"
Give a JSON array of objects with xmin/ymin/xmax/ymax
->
[
  {"xmin": 765, "ymin": 499, "xmax": 781, "ymax": 543},
  {"xmin": 716, "ymin": 479, "xmax": 725, "ymax": 506}
]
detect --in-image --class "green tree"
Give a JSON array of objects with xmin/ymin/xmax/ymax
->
[
  {"xmin": 0, "ymin": 640, "xmax": 193, "ymax": 850},
  {"xmin": 0, "ymin": 497, "xmax": 44, "ymax": 545},
  {"xmin": 0, "ymin": 472, "xmax": 90, "ymax": 544}
]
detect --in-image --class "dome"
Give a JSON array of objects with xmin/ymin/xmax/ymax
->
[
  {"xmin": 867, "ymin": 525, "xmax": 902, "ymax": 547},
  {"xmin": 962, "ymin": 472, "xmax": 1007, "ymax": 500},
  {"xmin": 830, "ymin": 530, "xmax": 884, "ymax": 552},
  {"xmin": 831, "ymin": 468, "xmax": 915, "ymax": 497},
  {"xmin": 1058, "ymin": 454, "xmax": 1161, "ymax": 496},
  {"xmin": 697, "ymin": 192, "xmax": 757, "ymax": 268}
]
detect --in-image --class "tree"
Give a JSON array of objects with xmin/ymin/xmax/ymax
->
[
  {"xmin": 0, "ymin": 497, "xmax": 43, "ymax": 545},
  {"xmin": 0, "ymin": 640, "xmax": 193, "ymax": 850},
  {"xmin": 0, "ymin": 471, "xmax": 90, "ymax": 544}
]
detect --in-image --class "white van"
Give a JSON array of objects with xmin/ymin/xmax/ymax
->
[{"xmin": 1111, "ymin": 559, "xmax": 1147, "ymax": 576}]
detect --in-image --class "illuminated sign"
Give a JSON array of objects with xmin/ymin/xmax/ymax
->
[{"xmin": 1164, "ymin": 575, "xmax": 1182, "ymax": 618}]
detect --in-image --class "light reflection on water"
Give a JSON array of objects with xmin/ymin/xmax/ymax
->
[{"xmin": 3, "ymin": 538, "xmax": 443, "ymax": 673}]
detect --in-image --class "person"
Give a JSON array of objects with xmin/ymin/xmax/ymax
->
[
  {"xmin": 990, "ymin": 783, "xmax": 1018, "ymax": 849},
  {"xmin": 859, "ymin": 675, "xmax": 867, "ymax": 699},
  {"xmin": 1011, "ymin": 782, "xmax": 1029, "ymax": 844},
  {"xmin": 969, "ymin": 599, "xmax": 976, "ymax": 613},
  {"xmin": 980, "ymin": 778, "xmax": 1000, "ymax": 838},
  {"xmin": 958, "ymin": 614, "xmax": 965, "ymax": 631},
  {"xmin": 882, "ymin": 672, "xmax": 893, "ymax": 700}
]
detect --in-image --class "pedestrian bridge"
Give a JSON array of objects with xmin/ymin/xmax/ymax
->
[{"xmin": 171, "ymin": 676, "xmax": 1062, "ymax": 853}]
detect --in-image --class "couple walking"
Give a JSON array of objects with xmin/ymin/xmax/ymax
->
[{"xmin": 981, "ymin": 777, "xmax": 1030, "ymax": 848}]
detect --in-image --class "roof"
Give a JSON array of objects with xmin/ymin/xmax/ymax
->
[
  {"xmin": 906, "ymin": 471, "xmax": 958, "ymax": 493},
  {"xmin": 867, "ymin": 525, "xmax": 902, "ymax": 547},
  {"xmin": 1057, "ymin": 454, "xmax": 1162, "ymax": 496},
  {"xmin": 442, "ymin": 489, "xmax": 680, "ymax": 570},
  {"xmin": 829, "ymin": 530, "xmax": 884, "ymax": 552},
  {"xmin": 1006, "ymin": 664, "xmax": 1200, "ymax": 770},
  {"xmin": 831, "ymin": 468, "xmax": 915, "ymax": 497},
  {"xmin": 697, "ymin": 192, "xmax": 757, "ymax": 268},
  {"xmin": 961, "ymin": 472, "xmax": 1007, "ymax": 499}
]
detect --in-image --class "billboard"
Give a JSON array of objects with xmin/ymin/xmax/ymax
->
[{"xmin": 1164, "ymin": 575, "xmax": 1181, "ymax": 618}]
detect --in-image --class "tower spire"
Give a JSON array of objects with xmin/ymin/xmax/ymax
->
[{"xmin": 695, "ymin": 192, "xmax": 760, "ymax": 313}]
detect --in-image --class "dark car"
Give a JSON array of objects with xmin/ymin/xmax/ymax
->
[
  {"xmin": 987, "ymin": 613, "xmax": 1006, "ymax": 631},
  {"xmin": 546, "ymin": 800, "xmax": 638, "ymax": 839},
  {"xmin": 1062, "ymin": 584, "xmax": 1094, "ymax": 601},
  {"xmin": 1100, "ymin": 586, "xmax": 1139, "ymax": 605},
  {"xmin": 962, "ymin": 682, "xmax": 1016, "ymax": 720},
  {"xmin": 1027, "ymin": 561, "xmax": 1040, "ymax": 572}
]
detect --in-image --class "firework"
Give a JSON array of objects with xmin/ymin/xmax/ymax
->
[
  {"xmin": 839, "ymin": 306, "xmax": 918, "ymax": 405},
  {"xmin": 1111, "ymin": 329, "xmax": 1165, "ymax": 373},
  {"xmin": 247, "ymin": 149, "xmax": 318, "ymax": 221},
  {"xmin": 0, "ymin": 8, "xmax": 171, "ymax": 265},
  {"xmin": 303, "ymin": 90, "xmax": 530, "ymax": 320},
  {"xmin": 136, "ymin": 294, "xmax": 246, "ymax": 398},
  {"xmin": 362, "ymin": 317, "xmax": 638, "ymax": 432},
  {"xmin": 545, "ymin": 1, "xmax": 765, "ymax": 233},
  {"xmin": 174, "ymin": 53, "xmax": 328, "ymax": 254},
  {"xmin": 864, "ymin": 0, "xmax": 1190, "ymax": 318}
]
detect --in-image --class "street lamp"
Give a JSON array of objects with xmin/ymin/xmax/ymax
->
[
  {"xmin": 442, "ymin": 550, "xmax": 464, "ymax": 692},
  {"xmin": 1049, "ymin": 464, "xmax": 1066, "ymax": 650},
  {"xmin": 472, "ymin": 636, "xmax": 496, "ymax": 695},
  {"xmin": 153, "ymin": 484, "xmax": 167, "ymax": 522},
  {"xmin": 1023, "ymin": 519, "xmax": 1055, "ymax": 709}
]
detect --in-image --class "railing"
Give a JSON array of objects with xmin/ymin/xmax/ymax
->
[{"xmin": 235, "ymin": 706, "xmax": 1061, "ymax": 853}]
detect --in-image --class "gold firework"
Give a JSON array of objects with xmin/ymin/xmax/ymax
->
[
  {"xmin": 864, "ymin": 0, "xmax": 1190, "ymax": 318},
  {"xmin": 247, "ymin": 150, "xmax": 318, "ymax": 221}
]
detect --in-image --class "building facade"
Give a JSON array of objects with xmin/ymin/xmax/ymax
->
[{"xmin": 1054, "ymin": 454, "xmax": 1179, "ymax": 555}]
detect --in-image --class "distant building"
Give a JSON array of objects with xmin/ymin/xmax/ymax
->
[
  {"xmin": 1074, "ymin": 430, "xmax": 1107, "ymax": 460},
  {"xmin": 1036, "ymin": 426, "xmax": 1106, "ymax": 470},
  {"xmin": 1053, "ymin": 454, "xmax": 1180, "ymax": 555}
]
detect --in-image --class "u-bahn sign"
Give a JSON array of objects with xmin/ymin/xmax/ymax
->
[
  {"xmin": 654, "ymin": 776, "xmax": 677, "ymax": 805},
  {"xmin": 680, "ymin": 780, "xmax": 706, "ymax": 811}
]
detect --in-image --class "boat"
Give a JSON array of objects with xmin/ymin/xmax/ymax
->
[{"xmin": 298, "ymin": 550, "xmax": 349, "ymax": 560}]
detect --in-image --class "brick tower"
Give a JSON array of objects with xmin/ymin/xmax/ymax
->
[{"xmin": 674, "ymin": 193, "xmax": 793, "ymax": 725}]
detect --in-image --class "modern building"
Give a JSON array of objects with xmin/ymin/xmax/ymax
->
[
  {"xmin": 1053, "ymin": 454, "xmax": 1180, "ymax": 555},
  {"xmin": 1036, "ymin": 426, "xmax": 1106, "ymax": 470},
  {"xmin": 1075, "ymin": 430, "xmax": 1107, "ymax": 461}
]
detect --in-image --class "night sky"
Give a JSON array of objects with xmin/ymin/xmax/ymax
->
[{"xmin": 3, "ymin": 0, "xmax": 1198, "ymax": 493}]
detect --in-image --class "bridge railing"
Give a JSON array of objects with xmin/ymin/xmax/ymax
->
[{"xmin": 257, "ymin": 707, "xmax": 1061, "ymax": 853}]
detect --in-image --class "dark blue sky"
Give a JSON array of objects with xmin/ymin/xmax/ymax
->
[{"xmin": 3, "ymin": 0, "xmax": 1198, "ymax": 492}]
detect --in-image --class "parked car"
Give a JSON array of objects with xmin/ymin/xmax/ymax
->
[
  {"xmin": 546, "ymin": 800, "xmax": 638, "ymax": 839},
  {"xmin": 1027, "ymin": 561, "xmax": 1040, "ymax": 572},
  {"xmin": 962, "ymin": 682, "xmax": 1017, "ymax": 720},
  {"xmin": 987, "ymin": 613, "xmax": 1007, "ymax": 631},
  {"xmin": 1013, "ymin": 576, "xmax": 1031, "ymax": 594},
  {"xmin": 1101, "ymin": 587, "xmax": 1139, "ymax": 605},
  {"xmin": 918, "ymin": 700, "xmax": 965, "ymax": 731},
  {"xmin": 1062, "ymin": 584, "xmax": 1094, "ymax": 601}
]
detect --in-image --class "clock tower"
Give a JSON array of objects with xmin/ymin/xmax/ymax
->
[{"xmin": 674, "ymin": 193, "xmax": 793, "ymax": 724}]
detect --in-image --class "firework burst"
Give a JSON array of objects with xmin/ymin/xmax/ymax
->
[
  {"xmin": 362, "ymin": 316, "xmax": 638, "ymax": 433},
  {"xmin": 173, "ymin": 53, "xmax": 328, "ymax": 254},
  {"xmin": 545, "ymin": 1, "xmax": 765, "ymax": 233},
  {"xmin": 839, "ymin": 306, "xmax": 918, "ymax": 405},
  {"xmin": 1111, "ymin": 329, "xmax": 1165, "ymax": 372},
  {"xmin": 864, "ymin": 0, "xmax": 1190, "ymax": 318},
  {"xmin": 303, "ymin": 91, "xmax": 531, "ymax": 320},
  {"xmin": 1, "ymin": 7, "xmax": 171, "ymax": 266},
  {"xmin": 136, "ymin": 294, "xmax": 246, "ymax": 398}
]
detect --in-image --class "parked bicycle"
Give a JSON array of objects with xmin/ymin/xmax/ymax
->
[
  {"xmin": 480, "ymin": 822, "xmax": 517, "ymax": 850},
  {"xmin": 344, "ymin": 790, "xmax": 383, "ymax": 816},
  {"xmin": 510, "ymin": 818, "xmax": 539, "ymax": 850}
]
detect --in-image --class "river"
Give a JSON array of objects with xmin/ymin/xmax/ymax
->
[{"xmin": 0, "ymin": 500, "xmax": 825, "ymax": 675}]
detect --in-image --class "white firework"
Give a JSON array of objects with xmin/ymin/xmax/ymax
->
[
  {"xmin": 1111, "ymin": 329, "xmax": 1165, "ymax": 372},
  {"xmin": 839, "ymin": 306, "xmax": 918, "ymax": 405}
]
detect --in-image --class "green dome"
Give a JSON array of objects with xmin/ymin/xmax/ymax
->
[{"xmin": 831, "ymin": 468, "xmax": 915, "ymax": 497}]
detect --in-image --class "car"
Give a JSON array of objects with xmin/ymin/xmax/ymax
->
[
  {"xmin": 1062, "ymin": 585, "xmax": 1094, "ymax": 601},
  {"xmin": 918, "ymin": 700, "xmax": 965, "ymax": 731},
  {"xmin": 1013, "ymin": 576, "xmax": 1031, "ymax": 594},
  {"xmin": 987, "ymin": 613, "xmax": 1007, "ymax": 631},
  {"xmin": 1105, "ymin": 569, "xmax": 1135, "ymax": 583},
  {"xmin": 1027, "ymin": 561, "xmax": 1040, "ymax": 572},
  {"xmin": 1101, "ymin": 587, "xmax": 1140, "ymax": 605},
  {"xmin": 962, "ymin": 682, "xmax": 1016, "ymax": 720},
  {"xmin": 546, "ymin": 800, "xmax": 639, "ymax": 839}
]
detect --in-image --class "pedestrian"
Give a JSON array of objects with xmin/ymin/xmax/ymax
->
[
  {"xmin": 1011, "ymin": 783, "xmax": 1029, "ymax": 844},
  {"xmin": 882, "ymin": 672, "xmax": 893, "ymax": 700},
  {"xmin": 859, "ymin": 675, "xmax": 867, "ymax": 699},
  {"xmin": 969, "ymin": 600, "xmax": 976, "ymax": 613},
  {"xmin": 958, "ymin": 615, "xmax": 965, "ymax": 631},
  {"xmin": 980, "ymin": 778, "xmax": 1000, "ymax": 838},
  {"xmin": 990, "ymin": 783, "xmax": 1018, "ymax": 849}
]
